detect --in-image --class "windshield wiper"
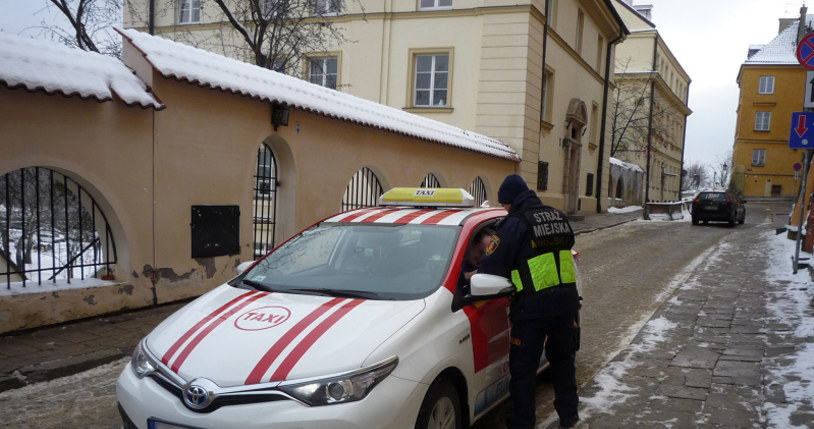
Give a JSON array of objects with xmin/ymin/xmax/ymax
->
[
  {"xmin": 242, "ymin": 279, "xmax": 275, "ymax": 292},
  {"xmin": 284, "ymin": 288, "xmax": 380, "ymax": 299}
]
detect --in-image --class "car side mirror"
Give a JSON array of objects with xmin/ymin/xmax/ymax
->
[{"xmin": 470, "ymin": 274, "xmax": 515, "ymax": 299}]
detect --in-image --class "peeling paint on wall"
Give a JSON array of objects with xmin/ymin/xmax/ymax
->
[
  {"xmin": 194, "ymin": 257, "xmax": 217, "ymax": 279},
  {"xmin": 118, "ymin": 284, "xmax": 134, "ymax": 295},
  {"xmin": 83, "ymin": 295, "xmax": 97, "ymax": 305}
]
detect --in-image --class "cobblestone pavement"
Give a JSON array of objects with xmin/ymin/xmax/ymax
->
[{"xmin": 563, "ymin": 203, "xmax": 814, "ymax": 429}]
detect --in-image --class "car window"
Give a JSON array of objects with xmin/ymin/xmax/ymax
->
[
  {"xmin": 699, "ymin": 193, "xmax": 726, "ymax": 201},
  {"xmin": 242, "ymin": 223, "xmax": 459, "ymax": 300}
]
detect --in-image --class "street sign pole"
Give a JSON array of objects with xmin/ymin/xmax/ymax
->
[{"xmin": 794, "ymin": 149, "xmax": 811, "ymax": 273}]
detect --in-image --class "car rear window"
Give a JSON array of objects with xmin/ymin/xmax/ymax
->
[{"xmin": 698, "ymin": 193, "xmax": 726, "ymax": 201}]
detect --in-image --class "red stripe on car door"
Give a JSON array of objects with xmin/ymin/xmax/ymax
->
[
  {"xmin": 162, "ymin": 290, "xmax": 261, "ymax": 366},
  {"xmin": 270, "ymin": 299, "xmax": 364, "ymax": 382},
  {"xmin": 245, "ymin": 297, "xmax": 346, "ymax": 384},
  {"xmin": 169, "ymin": 292, "xmax": 267, "ymax": 373}
]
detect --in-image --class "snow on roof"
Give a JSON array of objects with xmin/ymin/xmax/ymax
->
[
  {"xmin": 117, "ymin": 28, "xmax": 519, "ymax": 162},
  {"xmin": 610, "ymin": 157, "xmax": 645, "ymax": 172},
  {"xmin": 0, "ymin": 32, "xmax": 163, "ymax": 109},
  {"xmin": 745, "ymin": 17, "xmax": 814, "ymax": 65}
]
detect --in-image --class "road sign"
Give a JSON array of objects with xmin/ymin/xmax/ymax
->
[
  {"xmin": 790, "ymin": 112, "xmax": 814, "ymax": 148},
  {"xmin": 797, "ymin": 33, "xmax": 814, "ymax": 70},
  {"xmin": 806, "ymin": 71, "xmax": 814, "ymax": 109}
]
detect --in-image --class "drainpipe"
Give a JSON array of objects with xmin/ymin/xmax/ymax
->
[
  {"xmin": 596, "ymin": 33, "xmax": 625, "ymax": 212},
  {"xmin": 149, "ymin": 0, "xmax": 155, "ymax": 35},
  {"xmin": 537, "ymin": 0, "xmax": 550, "ymax": 177},
  {"xmin": 644, "ymin": 36, "xmax": 658, "ymax": 205}
]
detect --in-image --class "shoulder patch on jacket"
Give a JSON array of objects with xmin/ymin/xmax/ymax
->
[{"xmin": 485, "ymin": 235, "xmax": 500, "ymax": 256}]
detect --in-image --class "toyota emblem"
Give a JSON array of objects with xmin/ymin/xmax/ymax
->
[{"xmin": 183, "ymin": 383, "xmax": 212, "ymax": 410}]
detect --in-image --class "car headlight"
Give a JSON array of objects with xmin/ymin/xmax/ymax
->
[
  {"xmin": 130, "ymin": 338, "xmax": 157, "ymax": 379},
  {"xmin": 278, "ymin": 357, "xmax": 397, "ymax": 406}
]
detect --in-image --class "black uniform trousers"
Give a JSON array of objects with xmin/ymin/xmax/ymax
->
[{"xmin": 506, "ymin": 312, "xmax": 578, "ymax": 429}]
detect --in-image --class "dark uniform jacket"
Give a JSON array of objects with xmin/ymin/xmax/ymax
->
[{"xmin": 479, "ymin": 189, "xmax": 580, "ymax": 320}]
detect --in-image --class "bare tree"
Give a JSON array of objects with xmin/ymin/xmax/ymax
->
[
  {"xmin": 126, "ymin": 0, "xmax": 362, "ymax": 74},
  {"xmin": 42, "ymin": 0, "xmax": 123, "ymax": 58},
  {"xmin": 682, "ymin": 162, "xmax": 709, "ymax": 191},
  {"xmin": 710, "ymin": 151, "xmax": 734, "ymax": 189},
  {"xmin": 610, "ymin": 58, "xmax": 681, "ymax": 159}
]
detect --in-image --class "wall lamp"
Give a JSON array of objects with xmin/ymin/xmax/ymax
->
[{"xmin": 271, "ymin": 102, "xmax": 290, "ymax": 131}]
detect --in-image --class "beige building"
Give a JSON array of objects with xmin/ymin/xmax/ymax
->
[
  {"xmin": 125, "ymin": 0, "xmax": 627, "ymax": 214},
  {"xmin": 609, "ymin": 1, "xmax": 691, "ymax": 202},
  {"xmin": 0, "ymin": 31, "xmax": 517, "ymax": 333}
]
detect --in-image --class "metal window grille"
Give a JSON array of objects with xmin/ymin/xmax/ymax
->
[
  {"xmin": 342, "ymin": 168, "xmax": 383, "ymax": 211},
  {"xmin": 469, "ymin": 177, "xmax": 487, "ymax": 207},
  {"xmin": 537, "ymin": 162, "xmax": 549, "ymax": 191},
  {"xmin": 253, "ymin": 144, "xmax": 278, "ymax": 258},
  {"xmin": 1, "ymin": 167, "xmax": 117, "ymax": 289},
  {"xmin": 420, "ymin": 173, "xmax": 441, "ymax": 188}
]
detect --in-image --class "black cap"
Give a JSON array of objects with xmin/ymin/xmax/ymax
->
[{"xmin": 497, "ymin": 174, "xmax": 529, "ymax": 204}]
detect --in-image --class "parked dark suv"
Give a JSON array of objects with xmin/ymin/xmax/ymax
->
[{"xmin": 691, "ymin": 190, "xmax": 746, "ymax": 226}]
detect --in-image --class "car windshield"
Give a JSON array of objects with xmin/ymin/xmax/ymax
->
[{"xmin": 240, "ymin": 223, "xmax": 460, "ymax": 300}]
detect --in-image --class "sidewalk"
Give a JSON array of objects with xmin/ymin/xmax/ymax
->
[{"xmin": 0, "ymin": 209, "xmax": 643, "ymax": 392}]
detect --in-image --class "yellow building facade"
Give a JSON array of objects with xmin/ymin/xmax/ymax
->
[
  {"xmin": 124, "ymin": 0, "xmax": 627, "ymax": 214},
  {"xmin": 733, "ymin": 16, "xmax": 808, "ymax": 198}
]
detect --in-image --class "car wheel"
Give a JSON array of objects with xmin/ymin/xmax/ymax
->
[
  {"xmin": 729, "ymin": 213, "xmax": 736, "ymax": 227},
  {"xmin": 738, "ymin": 212, "xmax": 745, "ymax": 224},
  {"xmin": 692, "ymin": 218, "xmax": 699, "ymax": 225},
  {"xmin": 415, "ymin": 378, "xmax": 462, "ymax": 429}
]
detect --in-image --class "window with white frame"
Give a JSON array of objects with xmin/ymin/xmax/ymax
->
[
  {"xmin": 309, "ymin": 57, "xmax": 338, "ymax": 89},
  {"xmin": 755, "ymin": 111, "xmax": 771, "ymax": 131},
  {"xmin": 758, "ymin": 76, "xmax": 775, "ymax": 94},
  {"xmin": 263, "ymin": 0, "xmax": 289, "ymax": 18},
  {"xmin": 414, "ymin": 54, "xmax": 449, "ymax": 107},
  {"xmin": 752, "ymin": 149, "xmax": 766, "ymax": 166},
  {"xmin": 314, "ymin": 0, "xmax": 341, "ymax": 15},
  {"xmin": 179, "ymin": 0, "xmax": 200, "ymax": 24},
  {"xmin": 419, "ymin": 0, "xmax": 452, "ymax": 10}
]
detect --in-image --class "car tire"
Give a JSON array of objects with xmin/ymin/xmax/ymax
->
[
  {"xmin": 729, "ymin": 214, "xmax": 736, "ymax": 227},
  {"xmin": 692, "ymin": 218, "xmax": 699, "ymax": 225},
  {"xmin": 415, "ymin": 378, "xmax": 462, "ymax": 429}
]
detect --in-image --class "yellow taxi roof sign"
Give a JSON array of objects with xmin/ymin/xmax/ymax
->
[{"xmin": 379, "ymin": 188, "xmax": 476, "ymax": 207}]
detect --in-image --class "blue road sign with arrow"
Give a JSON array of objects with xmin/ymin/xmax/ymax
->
[{"xmin": 790, "ymin": 112, "xmax": 814, "ymax": 148}]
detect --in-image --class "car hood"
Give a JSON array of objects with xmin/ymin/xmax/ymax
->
[{"xmin": 145, "ymin": 285, "xmax": 425, "ymax": 387}]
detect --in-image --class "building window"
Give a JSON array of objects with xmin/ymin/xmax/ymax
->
[
  {"xmin": 576, "ymin": 9, "xmax": 584, "ymax": 54},
  {"xmin": 755, "ymin": 111, "xmax": 771, "ymax": 131},
  {"xmin": 752, "ymin": 149, "xmax": 766, "ymax": 166},
  {"xmin": 546, "ymin": 0, "xmax": 557, "ymax": 28},
  {"xmin": 470, "ymin": 177, "xmax": 487, "ymax": 206},
  {"xmin": 419, "ymin": 0, "xmax": 452, "ymax": 10},
  {"xmin": 309, "ymin": 57, "xmax": 338, "ymax": 89},
  {"xmin": 342, "ymin": 167, "xmax": 383, "ymax": 211},
  {"xmin": 314, "ymin": 0, "xmax": 340, "ymax": 15},
  {"xmin": 586, "ymin": 173, "xmax": 594, "ymax": 196},
  {"xmin": 541, "ymin": 69, "xmax": 554, "ymax": 122},
  {"xmin": 758, "ymin": 76, "xmax": 775, "ymax": 94},
  {"xmin": 179, "ymin": 0, "xmax": 200, "ymax": 24},
  {"xmin": 413, "ymin": 53, "xmax": 449, "ymax": 107},
  {"xmin": 253, "ymin": 144, "xmax": 278, "ymax": 258},
  {"xmin": 537, "ymin": 162, "xmax": 549, "ymax": 191}
]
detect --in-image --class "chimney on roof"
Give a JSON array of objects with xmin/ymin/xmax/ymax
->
[
  {"xmin": 798, "ymin": 5, "xmax": 808, "ymax": 43},
  {"xmin": 634, "ymin": 4, "xmax": 653, "ymax": 20}
]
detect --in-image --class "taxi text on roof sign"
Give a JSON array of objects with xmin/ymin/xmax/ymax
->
[{"xmin": 379, "ymin": 187, "xmax": 476, "ymax": 207}]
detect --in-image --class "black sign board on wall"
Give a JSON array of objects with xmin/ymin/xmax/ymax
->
[{"xmin": 191, "ymin": 205, "xmax": 240, "ymax": 258}]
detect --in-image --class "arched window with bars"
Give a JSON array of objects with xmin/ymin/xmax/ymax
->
[
  {"xmin": 0, "ymin": 167, "xmax": 117, "ymax": 289},
  {"xmin": 342, "ymin": 167, "xmax": 383, "ymax": 211},
  {"xmin": 420, "ymin": 173, "xmax": 441, "ymax": 188},
  {"xmin": 470, "ymin": 176, "xmax": 488, "ymax": 207},
  {"xmin": 253, "ymin": 144, "xmax": 278, "ymax": 258}
]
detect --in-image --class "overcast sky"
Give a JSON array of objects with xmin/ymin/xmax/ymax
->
[{"xmin": 0, "ymin": 0, "xmax": 808, "ymax": 170}]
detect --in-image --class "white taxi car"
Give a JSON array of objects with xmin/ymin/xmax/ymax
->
[{"xmin": 117, "ymin": 188, "xmax": 580, "ymax": 429}]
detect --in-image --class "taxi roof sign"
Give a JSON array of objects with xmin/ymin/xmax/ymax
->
[{"xmin": 379, "ymin": 187, "xmax": 476, "ymax": 207}]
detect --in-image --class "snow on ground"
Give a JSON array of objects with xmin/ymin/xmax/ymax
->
[
  {"xmin": 608, "ymin": 206, "xmax": 643, "ymax": 214},
  {"xmin": 762, "ymin": 230, "xmax": 814, "ymax": 428}
]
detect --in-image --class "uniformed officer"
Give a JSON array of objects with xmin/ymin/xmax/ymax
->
[{"xmin": 479, "ymin": 174, "xmax": 580, "ymax": 429}]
